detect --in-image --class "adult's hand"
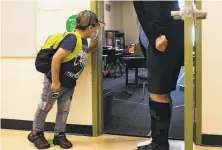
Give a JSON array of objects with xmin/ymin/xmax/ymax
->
[{"xmin": 155, "ymin": 35, "xmax": 168, "ymax": 52}]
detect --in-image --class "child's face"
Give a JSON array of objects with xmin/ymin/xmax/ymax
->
[{"xmin": 87, "ymin": 26, "xmax": 99, "ymax": 39}]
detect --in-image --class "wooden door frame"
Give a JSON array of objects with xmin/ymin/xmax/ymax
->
[
  {"xmin": 194, "ymin": 0, "xmax": 203, "ymax": 146},
  {"xmin": 91, "ymin": 2, "xmax": 203, "ymax": 148},
  {"xmin": 91, "ymin": 0, "xmax": 104, "ymax": 137}
]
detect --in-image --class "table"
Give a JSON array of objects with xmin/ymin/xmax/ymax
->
[{"xmin": 122, "ymin": 56, "xmax": 146, "ymax": 87}]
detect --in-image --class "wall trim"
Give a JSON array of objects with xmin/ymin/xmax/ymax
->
[
  {"xmin": 202, "ymin": 134, "xmax": 222, "ymax": 147},
  {"xmin": 1, "ymin": 119, "xmax": 92, "ymax": 136},
  {"xmin": 2, "ymin": 119, "xmax": 222, "ymax": 147}
]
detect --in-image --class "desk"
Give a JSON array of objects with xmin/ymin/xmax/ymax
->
[{"xmin": 122, "ymin": 56, "xmax": 146, "ymax": 87}]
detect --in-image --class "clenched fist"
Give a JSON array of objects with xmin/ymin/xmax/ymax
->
[{"xmin": 155, "ymin": 35, "xmax": 168, "ymax": 52}]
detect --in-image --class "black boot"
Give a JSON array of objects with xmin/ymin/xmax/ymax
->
[{"xmin": 149, "ymin": 98, "xmax": 172, "ymax": 150}]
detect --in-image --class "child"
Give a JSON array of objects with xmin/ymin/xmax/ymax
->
[{"xmin": 28, "ymin": 10, "xmax": 104, "ymax": 149}]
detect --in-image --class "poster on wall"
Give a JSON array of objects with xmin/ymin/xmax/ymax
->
[{"xmin": 66, "ymin": 15, "xmax": 77, "ymax": 32}]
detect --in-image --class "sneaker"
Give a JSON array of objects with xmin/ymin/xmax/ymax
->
[
  {"xmin": 53, "ymin": 132, "xmax": 73, "ymax": 149},
  {"xmin": 137, "ymin": 141, "xmax": 169, "ymax": 150},
  {"xmin": 137, "ymin": 141, "xmax": 153, "ymax": 150},
  {"xmin": 28, "ymin": 131, "xmax": 50, "ymax": 149}
]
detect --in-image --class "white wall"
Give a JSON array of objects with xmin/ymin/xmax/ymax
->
[
  {"xmin": 120, "ymin": 1, "xmax": 138, "ymax": 45},
  {"xmin": 202, "ymin": 1, "xmax": 222, "ymax": 135},
  {"xmin": 104, "ymin": 1, "xmax": 139, "ymax": 45},
  {"xmin": 1, "ymin": 1, "xmax": 36, "ymax": 57},
  {"xmin": 104, "ymin": 1, "xmax": 115, "ymax": 31},
  {"xmin": 1, "ymin": 0, "xmax": 93, "ymax": 126},
  {"xmin": 104, "ymin": 1, "xmax": 122, "ymax": 31},
  {"xmin": 113, "ymin": 1, "xmax": 123, "ymax": 32},
  {"xmin": 0, "ymin": 0, "xmax": 2, "ymax": 120}
]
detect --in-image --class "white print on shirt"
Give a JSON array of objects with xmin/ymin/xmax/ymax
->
[{"xmin": 64, "ymin": 49, "xmax": 87, "ymax": 79}]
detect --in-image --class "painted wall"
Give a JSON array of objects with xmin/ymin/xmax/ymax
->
[
  {"xmin": 1, "ymin": 0, "xmax": 93, "ymax": 125},
  {"xmin": 202, "ymin": 1, "xmax": 222, "ymax": 135},
  {"xmin": 120, "ymin": 1, "xmax": 139, "ymax": 45},
  {"xmin": 104, "ymin": 1, "xmax": 116, "ymax": 31},
  {"xmin": 104, "ymin": 1, "xmax": 139, "ymax": 45},
  {"xmin": 0, "ymin": 0, "xmax": 2, "ymax": 120},
  {"xmin": 2, "ymin": 0, "xmax": 222, "ymax": 137}
]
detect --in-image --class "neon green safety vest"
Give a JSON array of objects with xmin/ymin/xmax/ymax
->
[
  {"xmin": 41, "ymin": 31, "xmax": 83, "ymax": 63},
  {"xmin": 35, "ymin": 31, "xmax": 83, "ymax": 74}
]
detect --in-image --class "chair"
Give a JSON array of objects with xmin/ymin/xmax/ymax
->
[{"xmin": 123, "ymin": 43, "xmax": 147, "ymax": 100}]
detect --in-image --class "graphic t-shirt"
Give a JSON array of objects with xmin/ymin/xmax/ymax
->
[{"xmin": 46, "ymin": 34, "xmax": 88, "ymax": 88}]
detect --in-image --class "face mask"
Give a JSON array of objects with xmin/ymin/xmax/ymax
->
[{"xmin": 91, "ymin": 28, "xmax": 98, "ymax": 40}]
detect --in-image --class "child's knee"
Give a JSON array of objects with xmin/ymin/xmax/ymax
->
[
  {"xmin": 58, "ymin": 101, "xmax": 71, "ymax": 114},
  {"xmin": 40, "ymin": 101, "xmax": 55, "ymax": 113}
]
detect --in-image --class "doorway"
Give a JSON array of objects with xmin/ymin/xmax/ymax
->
[
  {"xmin": 102, "ymin": 1, "xmax": 149, "ymax": 137},
  {"xmin": 101, "ymin": 1, "xmax": 187, "ymax": 140}
]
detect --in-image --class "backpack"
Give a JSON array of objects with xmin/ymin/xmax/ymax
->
[{"xmin": 35, "ymin": 32, "xmax": 82, "ymax": 73}]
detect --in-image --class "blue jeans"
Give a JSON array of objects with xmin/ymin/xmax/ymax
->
[{"xmin": 33, "ymin": 75, "xmax": 74, "ymax": 133}]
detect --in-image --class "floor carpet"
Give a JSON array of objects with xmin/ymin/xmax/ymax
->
[{"xmin": 103, "ymin": 68, "xmax": 185, "ymax": 139}]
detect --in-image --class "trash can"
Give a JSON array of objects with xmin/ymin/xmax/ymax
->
[{"xmin": 103, "ymin": 89, "xmax": 114, "ymax": 127}]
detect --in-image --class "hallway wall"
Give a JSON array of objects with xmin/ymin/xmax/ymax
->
[
  {"xmin": 202, "ymin": 1, "xmax": 222, "ymax": 135},
  {"xmin": 1, "ymin": 0, "xmax": 93, "ymax": 126}
]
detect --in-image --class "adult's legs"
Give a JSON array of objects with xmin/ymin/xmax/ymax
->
[
  {"xmin": 146, "ymin": 49, "xmax": 183, "ymax": 150},
  {"xmin": 148, "ymin": 72, "xmax": 174, "ymax": 149}
]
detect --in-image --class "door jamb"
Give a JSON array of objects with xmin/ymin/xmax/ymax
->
[
  {"xmin": 91, "ymin": 1, "xmax": 203, "ymax": 144},
  {"xmin": 194, "ymin": 0, "xmax": 203, "ymax": 145},
  {"xmin": 91, "ymin": 0, "xmax": 104, "ymax": 137}
]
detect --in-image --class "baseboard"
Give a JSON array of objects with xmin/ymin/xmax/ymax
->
[
  {"xmin": 202, "ymin": 134, "xmax": 222, "ymax": 147},
  {"xmin": 2, "ymin": 119, "xmax": 222, "ymax": 147},
  {"xmin": 1, "ymin": 119, "xmax": 93, "ymax": 136}
]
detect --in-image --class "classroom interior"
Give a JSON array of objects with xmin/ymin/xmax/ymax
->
[{"xmin": 102, "ymin": 1, "xmax": 186, "ymax": 139}]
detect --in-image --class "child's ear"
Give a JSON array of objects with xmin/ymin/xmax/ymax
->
[{"xmin": 88, "ymin": 26, "xmax": 93, "ymax": 30}]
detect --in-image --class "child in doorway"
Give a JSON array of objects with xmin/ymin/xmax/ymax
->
[{"xmin": 28, "ymin": 10, "xmax": 104, "ymax": 149}]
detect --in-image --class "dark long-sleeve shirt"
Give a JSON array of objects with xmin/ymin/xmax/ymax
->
[{"xmin": 133, "ymin": 1, "xmax": 184, "ymax": 53}]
